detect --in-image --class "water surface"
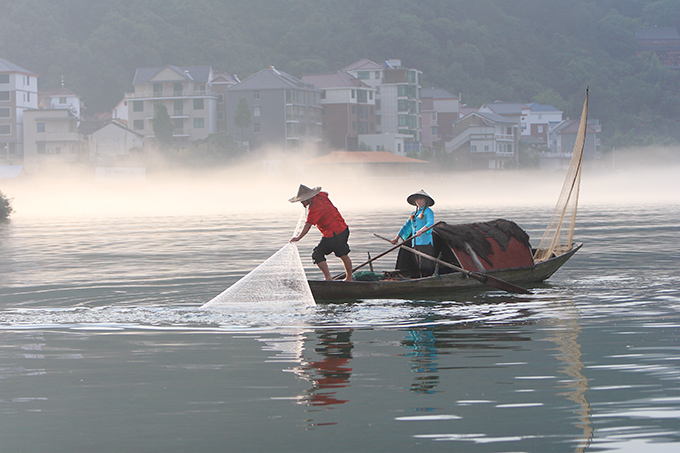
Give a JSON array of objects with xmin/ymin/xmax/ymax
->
[{"xmin": 1, "ymin": 204, "xmax": 679, "ymax": 452}]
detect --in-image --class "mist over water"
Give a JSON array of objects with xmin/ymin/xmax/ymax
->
[{"xmin": 2, "ymin": 146, "xmax": 679, "ymax": 220}]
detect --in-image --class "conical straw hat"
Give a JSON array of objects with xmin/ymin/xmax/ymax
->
[
  {"xmin": 289, "ymin": 184, "xmax": 322, "ymax": 203},
  {"xmin": 407, "ymin": 189, "xmax": 435, "ymax": 207}
]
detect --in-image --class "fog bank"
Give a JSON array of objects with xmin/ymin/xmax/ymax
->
[{"xmin": 1, "ymin": 150, "xmax": 679, "ymax": 219}]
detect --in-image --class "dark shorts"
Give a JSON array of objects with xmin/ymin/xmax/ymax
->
[{"xmin": 312, "ymin": 227, "xmax": 350, "ymax": 264}]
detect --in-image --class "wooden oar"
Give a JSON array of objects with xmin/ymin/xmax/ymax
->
[
  {"xmin": 374, "ymin": 234, "xmax": 533, "ymax": 295},
  {"xmin": 332, "ymin": 222, "xmax": 443, "ymax": 280}
]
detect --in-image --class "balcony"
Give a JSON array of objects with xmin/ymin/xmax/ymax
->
[{"xmin": 125, "ymin": 89, "xmax": 216, "ymax": 99}]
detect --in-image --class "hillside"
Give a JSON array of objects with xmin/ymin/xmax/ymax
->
[{"xmin": 1, "ymin": 0, "xmax": 679, "ymax": 149}]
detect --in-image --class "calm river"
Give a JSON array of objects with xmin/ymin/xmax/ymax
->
[{"xmin": 0, "ymin": 201, "xmax": 679, "ymax": 452}]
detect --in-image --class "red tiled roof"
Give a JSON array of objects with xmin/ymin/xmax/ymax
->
[{"xmin": 306, "ymin": 151, "xmax": 428, "ymax": 164}]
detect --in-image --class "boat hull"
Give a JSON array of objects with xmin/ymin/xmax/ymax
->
[{"xmin": 308, "ymin": 243, "xmax": 582, "ymax": 303}]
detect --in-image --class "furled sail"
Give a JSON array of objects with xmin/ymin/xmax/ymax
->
[{"xmin": 534, "ymin": 88, "xmax": 588, "ymax": 262}]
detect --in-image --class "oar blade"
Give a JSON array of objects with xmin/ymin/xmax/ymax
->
[{"xmin": 471, "ymin": 272, "xmax": 533, "ymax": 295}]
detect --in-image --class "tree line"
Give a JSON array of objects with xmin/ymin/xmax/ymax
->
[{"xmin": 1, "ymin": 0, "xmax": 679, "ymax": 151}]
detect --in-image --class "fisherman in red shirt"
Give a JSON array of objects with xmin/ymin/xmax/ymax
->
[{"xmin": 289, "ymin": 185, "xmax": 353, "ymax": 281}]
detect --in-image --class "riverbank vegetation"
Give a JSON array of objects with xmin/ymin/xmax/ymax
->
[{"xmin": 0, "ymin": 190, "xmax": 13, "ymax": 220}]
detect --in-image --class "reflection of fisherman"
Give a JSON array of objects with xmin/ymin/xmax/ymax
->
[
  {"xmin": 391, "ymin": 189, "xmax": 436, "ymax": 277},
  {"xmin": 289, "ymin": 185, "xmax": 353, "ymax": 281},
  {"xmin": 301, "ymin": 329, "xmax": 353, "ymax": 407}
]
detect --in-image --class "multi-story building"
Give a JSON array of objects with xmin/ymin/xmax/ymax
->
[
  {"xmin": 445, "ymin": 111, "xmax": 519, "ymax": 170},
  {"xmin": 343, "ymin": 58, "xmax": 422, "ymax": 154},
  {"xmin": 38, "ymin": 86, "xmax": 82, "ymax": 119},
  {"xmin": 225, "ymin": 66, "xmax": 322, "ymax": 151},
  {"xmin": 549, "ymin": 119, "xmax": 601, "ymax": 160},
  {"xmin": 421, "ymin": 88, "xmax": 460, "ymax": 151},
  {"xmin": 301, "ymin": 70, "xmax": 375, "ymax": 151},
  {"xmin": 23, "ymin": 108, "xmax": 86, "ymax": 173},
  {"xmin": 636, "ymin": 27, "xmax": 680, "ymax": 70},
  {"xmin": 125, "ymin": 65, "xmax": 217, "ymax": 142},
  {"xmin": 0, "ymin": 57, "xmax": 38, "ymax": 164},
  {"xmin": 523, "ymin": 103, "xmax": 563, "ymax": 144},
  {"xmin": 211, "ymin": 71, "xmax": 240, "ymax": 134}
]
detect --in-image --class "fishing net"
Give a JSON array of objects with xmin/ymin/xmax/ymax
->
[
  {"xmin": 202, "ymin": 210, "xmax": 315, "ymax": 309},
  {"xmin": 533, "ymin": 88, "xmax": 588, "ymax": 263}
]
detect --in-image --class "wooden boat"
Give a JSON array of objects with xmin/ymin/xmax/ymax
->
[
  {"xmin": 308, "ymin": 219, "xmax": 582, "ymax": 303},
  {"xmin": 309, "ymin": 88, "xmax": 590, "ymax": 303},
  {"xmin": 309, "ymin": 244, "xmax": 582, "ymax": 302}
]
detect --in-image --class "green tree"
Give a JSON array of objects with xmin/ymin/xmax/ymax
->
[
  {"xmin": 153, "ymin": 102, "xmax": 174, "ymax": 149},
  {"xmin": 0, "ymin": 190, "xmax": 13, "ymax": 221},
  {"xmin": 234, "ymin": 97, "xmax": 251, "ymax": 143}
]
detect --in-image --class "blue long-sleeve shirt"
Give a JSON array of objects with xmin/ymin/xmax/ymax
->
[{"xmin": 398, "ymin": 206, "xmax": 434, "ymax": 246}]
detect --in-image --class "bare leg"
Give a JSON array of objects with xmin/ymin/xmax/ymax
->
[
  {"xmin": 317, "ymin": 260, "xmax": 332, "ymax": 281},
  {"xmin": 339, "ymin": 255, "xmax": 353, "ymax": 281}
]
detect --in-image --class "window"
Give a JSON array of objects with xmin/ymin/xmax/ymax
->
[
  {"xmin": 37, "ymin": 122, "xmax": 45, "ymax": 133},
  {"xmin": 538, "ymin": 125, "xmax": 544, "ymax": 133},
  {"xmin": 173, "ymin": 118, "xmax": 183, "ymax": 132},
  {"xmin": 254, "ymin": 91, "xmax": 260, "ymax": 100},
  {"xmin": 59, "ymin": 97, "xmax": 67, "ymax": 104},
  {"xmin": 174, "ymin": 100, "xmax": 183, "ymax": 115},
  {"xmin": 351, "ymin": 90, "xmax": 356, "ymax": 99},
  {"xmin": 0, "ymin": 124, "xmax": 10, "ymax": 135},
  {"xmin": 174, "ymin": 82, "xmax": 183, "ymax": 96},
  {"xmin": 321, "ymin": 90, "xmax": 326, "ymax": 100},
  {"xmin": 194, "ymin": 118, "xmax": 204, "ymax": 128},
  {"xmin": 0, "ymin": 91, "xmax": 8, "ymax": 101},
  {"xmin": 254, "ymin": 123, "xmax": 260, "ymax": 133},
  {"xmin": 133, "ymin": 119, "xmax": 144, "ymax": 130},
  {"xmin": 0, "ymin": 74, "xmax": 9, "ymax": 84},
  {"xmin": 193, "ymin": 99, "xmax": 204, "ymax": 110},
  {"xmin": 253, "ymin": 106, "xmax": 260, "ymax": 117},
  {"xmin": 153, "ymin": 83, "xmax": 162, "ymax": 95},
  {"xmin": 0, "ymin": 108, "xmax": 9, "ymax": 118},
  {"xmin": 357, "ymin": 71, "xmax": 369, "ymax": 79},
  {"xmin": 133, "ymin": 101, "xmax": 143, "ymax": 112},
  {"xmin": 218, "ymin": 94, "xmax": 224, "ymax": 103}
]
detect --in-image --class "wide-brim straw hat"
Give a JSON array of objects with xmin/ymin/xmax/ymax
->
[
  {"xmin": 407, "ymin": 189, "xmax": 435, "ymax": 207},
  {"xmin": 289, "ymin": 184, "xmax": 322, "ymax": 203}
]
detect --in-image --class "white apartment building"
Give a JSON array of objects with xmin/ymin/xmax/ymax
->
[
  {"xmin": 343, "ymin": 58, "xmax": 422, "ymax": 154},
  {"xmin": 125, "ymin": 65, "xmax": 218, "ymax": 142},
  {"xmin": 0, "ymin": 57, "xmax": 39, "ymax": 164}
]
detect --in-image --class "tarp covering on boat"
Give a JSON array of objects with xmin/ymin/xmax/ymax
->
[{"xmin": 433, "ymin": 219, "xmax": 534, "ymax": 272}]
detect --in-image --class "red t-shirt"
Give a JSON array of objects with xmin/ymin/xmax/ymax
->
[{"xmin": 306, "ymin": 192, "xmax": 348, "ymax": 238}]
